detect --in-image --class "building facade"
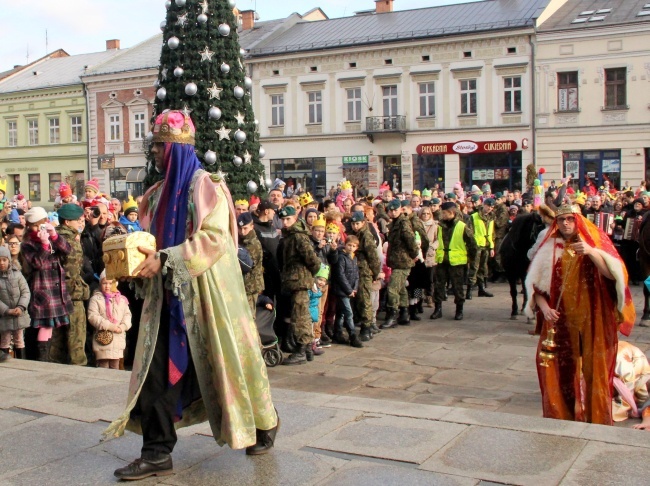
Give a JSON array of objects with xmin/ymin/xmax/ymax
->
[{"xmin": 536, "ymin": 1, "xmax": 650, "ymax": 191}]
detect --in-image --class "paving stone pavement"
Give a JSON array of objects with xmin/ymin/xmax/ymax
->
[
  {"xmin": 1, "ymin": 359, "xmax": 649, "ymax": 485},
  {"xmin": 268, "ymin": 282, "xmax": 650, "ymax": 420}
]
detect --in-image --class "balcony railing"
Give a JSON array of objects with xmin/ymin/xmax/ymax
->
[{"xmin": 365, "ymin": 115, "xmax": 406, "ymax": 133}]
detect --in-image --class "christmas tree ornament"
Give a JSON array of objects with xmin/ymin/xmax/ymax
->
[
  {"xmin": 200, "ymin": 46, "xmax": 214, "ymax": 62},
  {"xmin": 197, "ymin": 13, "xmax": 208, "ymax": 24},
  {"xmin": 227, "ymin": 0, "xmax": 236, "ymax": 8},
  {"xmin": 243, "ymin": 150, "xmax": 252, "ymax": 164},
  {"xmin": 259, "ymin": 146, "xmax": 266, "ymax": 158},
  {"xmin": 204, "ymin": 150, "xmax": 217, "ymax": 165},
  {"xmin": 181, "ymin": 105, "xmax": 193, "ymax": 117},
  {"xmin": 156, "ymin": 87, "xmax": 167, "ymax": 100},
  {"xmin": 235, "ymin": 112, "xmax": 245, "ymax": 125},
  {"xmin": 216, "ymin": 125, "xmax": 231, "ymax": 140},
  {"xmin": 240, "ymin": 48, "xmax": 246, "ymax": 57},
  {"xmin": 167, "ymin": 36, "xmax": 180, "ymax": 49},
  {"xmin": 218, "ymin": 23, "xmax": 231, "ymax": 36},
  {"xmin": 244, "ymin": 76, "xmax": 253, "ymax": 90},
  {"xmin": 165, "ymin": 0, "xmax": 171, "ymax": 9},
  {"xmin": 176, "ymin": 13, "xmax": 188, "ymax": 27},
  {"xmin": 174, "ymin": 66, "xmax": 184, "ymax": 77},
  {"xmin": 233, "ymin": 86, "xmax": 245, "ymax": 99},
  {"xmin": 199, "ymin": 0, "xmax": 209, "ymax": 14},
  {"xmin": 153, "ymin": 79, "xmax": 160, "ymax": 88},
  {"xmin": 160, "ymin": 20, "xmax": 167, "ymax": 31},
  {"xmin": 265, "ymin": 178, "xmax": 273, "ymax": 188},
  {"xmin": 254, "ymin": 119, "xmax": 259, "ymax": 126},
  {"xmin": 175, "ymin": 0, "xmax": 186, "ymax": 6},
  {"xmin": 220, "ymin": 63, "xmax": 230, "ymax": 74},
  {"xmin": 146, "ymin": 132, "xmax": 154, "ymax": 143},
  {"xmin": 247, "ymin": 181, "xmax": 258, "ymax": 194},
  {"xmin": 208, "ymin": 106, "xmax": 222, "ymax": 120},
  {"xmin": 185, "ymin": 82, "xmax": 198, "ymax": 96},
  {"xmin": 207, "ymin": 83, "xmax": 223, "ymax": 99},
  {"xmin": 161, "ymin": 68, "xmax": 168, "ymax": 80},
  {"xmin": 233, "ymin": 156, "xmax": 243, "ymax": 167},
  {"xmin": 234, "ymin": 129, "xmax": 246, "ymax": 143}
]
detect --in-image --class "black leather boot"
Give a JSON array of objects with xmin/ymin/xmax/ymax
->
[
  {"xmin": 398, "ymin": 307, "xmax": 410, "ymax": 325},
  {"xmin": 349, "ymin": 333, "xmax": 364, "ymax": 348},
  {"xmin": 416, "ymin": 300, "xmax": 424, "ymax": 314},
  {"xmin": 305, "ymin": 343, "xmax": 314, "ymax": 362},
  {"xmin": 478, "ymin": 281, "xmax": 493, "ymax": 298},
  {"xmin": 370, "ymin": 322, "xmax": 381, "ymax": 335},
  {"xmin": 37, "ymin": 341, "xmax": 51, "ymax": 362},
  {"xmin": 430, "ymin": 304, "xmax": 442, "ymax": 320},
  {"xmin": 409, "ymin": 305, "xmax": 421, "ymax": 321},
  {"xmin": 282, "ymin": 345, "xmax": 306, "ymax": 365},
  {"xmin": 14, "ymin": 348, "xmax": 25, "ymax": 359},
  {"xmin": 381, "ymin": 309, "xmax": 398, "ymax": 329},
  {"xmin": 465, "ymin": 285, "xmax": 473, "ymax": 300},
  {"xmin": 114, "ymin": 455, "xmax": 173, "ymax": 480},
  {"xmin": 0, "ymin": 348, "xmax": 10, "ymax": 362},
  {"xmin": 246, "ymin": 410, "xmax": 281, "ymax": 456},
  {"xmin": 332, "ymin": 331, "xmax": 349, "ymax": 345},
  {"xmin": 454, "ymin": 303, "xmax": 464, "ymax": 320},
  {"xmin": 359, "ymin": 327, "xmax": 372, "ymax": 342}
]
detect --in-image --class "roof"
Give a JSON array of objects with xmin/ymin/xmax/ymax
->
[
  {"xmin": 0, "ymin": 49, "xmax": 70, "ymax": 82},
  {"xmin": 0, "ymin": 50, "xmax": 120, "ymax": 94},
  {"xmin": 539, "ymin": 0, "xmax": 650, "ymax": 32},
  {"xmin": 238, "ymin": 16, "xmax": 299, "ymax": 51},
  {"xmin": 248, "ymin": 0, "xmax": 551, "ymax": 57},
  {"xmin": 84, "ymin": 35, "xmax": 162, "ymax": 76}
]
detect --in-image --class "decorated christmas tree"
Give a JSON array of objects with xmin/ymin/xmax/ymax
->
[{"xmin": 146, "ymin": 0, "xmax": 267, "ymax": 199}]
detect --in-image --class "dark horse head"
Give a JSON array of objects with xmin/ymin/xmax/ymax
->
[{"xmin": 499, "ymin": 212, "xmax": 546, "ymax": 318}]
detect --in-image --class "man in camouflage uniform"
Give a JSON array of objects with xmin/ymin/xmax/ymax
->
[
  {"xmin": 490, "ymin": 192, "xmax": 509, "ymax": 282},
  {"xmin": 279, "ymin": 206, "xmax": 321, "ymax": 365},
  {"xmin": 431, "ymin": 202, "xmax": 477, "ymax": 321},
  {"xmin": 51, "ymin": 204, "xmax": 90, "ymax": 365},
  {"xmin": 381, "ymin": 199, "xmax": 419, "ymax": 329},
  {"xmin": 350, "ymin": 211, "xmax": 382, "ymax": 341},
  {"xmin": 238, "ymin": 212, "xmax": 264, "ymax": 316},
  {"xmin": 467, "ymin": 198, "xmax": 495, "ymax": 299}
]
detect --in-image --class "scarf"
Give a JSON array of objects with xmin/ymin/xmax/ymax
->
[
  {"xmin": 150, "ymin": 143, "xmax": 202, "ymax": 408},
  {"xmin": 102, "ymin": 290, "xmax": 124, "ymax": 324}
]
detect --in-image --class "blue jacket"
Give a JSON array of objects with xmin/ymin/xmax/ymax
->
[
  {"xmin": 332, "ymin": 249, "xmax": 359, "ymax": 298},
  {"xmin": 308, "ymin": 287, "xmax": 322, "ymax": 323},
  {"xmin": 118, "ymin": 215, "xmax": 143, "ymax": 233}
]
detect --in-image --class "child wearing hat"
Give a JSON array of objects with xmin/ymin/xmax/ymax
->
[
  {"xmin": 87, "ymin": 271, "xmax": 132, "ymax": 369},
  {"xmin": 238, "ymin": 212, "xmax": 264, "ymax": 315},
  {"xmin": 0, "ymin": 245, "xmax": 31, "ymax": 361},
  {"xmin": 82, "ymin": 178, "xmax": 101, "ymax": 208},
  {"xmin": 119, "ymin": 197, "xmax": 142, "ymax": 233}
]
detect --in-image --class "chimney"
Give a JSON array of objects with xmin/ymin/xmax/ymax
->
[
  {"xmin": 241, "ymin": 10, "xmax": 255, "ymax": 30},
  {"xmin": 375, "ymin": 0, "xmax": 394, "ymax": 14},
  {"xmin": 106, "ymin": 39, "xmax": 120, "ymax": 51}
]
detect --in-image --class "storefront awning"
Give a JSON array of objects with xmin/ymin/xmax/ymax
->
[{"xmin": 125, "ymin": 168, "xmax": 147, "ymax": 183}]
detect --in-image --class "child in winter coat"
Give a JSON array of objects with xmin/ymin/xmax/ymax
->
[
  {"xmin": 87, "ymin": 271, "xmax": 132, "ymax": 369},
  {"xmin": 118, "ymin": 197, "xmax": 143, "ymax": 233},
  {"xmin": 0, "ymin": 246, "xmax": 30, "ymax": 361},
  {"xmin": 332, "ymin": 235, "xmax": 362, "ymax": 348},
  {"xmin": 308, "ymin": 265, "xmax": 330, "ymax": 355}
]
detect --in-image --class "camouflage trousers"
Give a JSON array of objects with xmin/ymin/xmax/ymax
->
[
  {"xmin": 50, "ymin": 301, "xmax": 87, "ymax": 366},
  {"xmin": 434, "ymin": 263, "xmax": 466, "ymax": 305},
  {"xmin": 291, "ymin": 290, "xmax": 313, "ymax": 346},
  {"xmin": 355, "ymin": 276, "xmax": 374, "ymax": 329},
  {"xmin": 386, "ymin": 268, "xmax": 410, "ymax": 311},
  {"xmin": 468, "ymin": 247, "xmax": 490, "ymax": 286}
]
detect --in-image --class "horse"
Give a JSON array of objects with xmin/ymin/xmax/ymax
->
[
  {"xmin": 637, "ymin": 214, "xmax": 650, "ymax": 325},
  {"xmin": 499, "ymin": 212, "xmax": 547, "ymax": 319}
]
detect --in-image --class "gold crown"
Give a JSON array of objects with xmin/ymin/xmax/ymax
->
[
  {"xmin": 326, "ymin": 223, "xmax": 340, "ymax": 234},
  {"xmin": 122, "ymin": 196, "xmax": 138, "ymax": 213},
  {"xmin": 312, "ymin": 215, "xmax": 326, "ymax": 228},
  {"xmin": 341, "ymin": 180, "xmax": 352, "ymax": 190},
  {"xmin": 152, "ymin": 111, "xmax": 196, "ymax": 145},
  {"xmin": 555, "ymin": 204, "xmax": 581, "ymax": 217},
  {"xmin": 234, "ymin": 199, "xmax": 249, "ymax": 207},
  {"xmin": 299, "ymin": 192, "xmax": 315, "ymax": 207}
]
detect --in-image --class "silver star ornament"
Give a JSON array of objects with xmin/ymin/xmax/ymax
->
[
  {"xmin": 200, "ymin": 47, "xmax": 214, "ymax": 62},
  {"xmin": 199, "ymin": 0, "xmax": 209, "ymax": 14},
  {"xmin": 181, "ymin": 105, "xmax": 193, "ymax": 117},
  {"xmin": 207, "ymin": 83, "xmax": 223, "ymax": 99},
  {"xmin": 244, "ymin": 150, "xmax": 252, "ymax": 164},
  {"xmin": 235, "ymin": 112, "xmax": 245, "ymax": 125},
  {"xmin": 176, "ymin": 13, "xmax": 188, "ymax": 27},
  {"xmin": 216, "ymin": 125, "xmax": 231, "ymax": 140},
  {"xmin": 161, "ymin": 68, "xmax": 168, "ymax": 80}
]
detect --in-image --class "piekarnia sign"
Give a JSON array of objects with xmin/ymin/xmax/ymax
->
[{"xmin": 416, "ymin": 140, "xmax": 518, "ymax": 155}]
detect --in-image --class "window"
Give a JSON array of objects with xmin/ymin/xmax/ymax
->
[
  {"xmin": 109, "ymin": 114, "xmax": 121, "ymax": 141},
  {"xmin": 504, "ymin": 76, "xmax": 522, "ymax": 113},
  {"xmin": 558, "ymin": 71, "xmax": 579, "ymax": 111},
  {"xmin": 49, "ymin": 117, "xmax": 60, "ymax": 144},
  {"xmin": 48, "ymin": 173, "xmax": 61, "ymax": 202},
  {"xmin": 419, "ymin": 82, "xmax": 435, "ymax": 117},
  {"xmin": 133, "ymin": 112, "xmax": 146, "ymax": 140},
  {"xmin": 270, "ymin": 158, "xmax": 326, "ymax": 197},
  {"xmin": 382, "ymin": 85, "xmax": 398, "ymax": 117},
  {"xmin": 29, "ymin": 173, "xmax": 40, "ymax": 201},
  {"xmin": 347, "ymin": 88, "xmax": 362, "ymax": 122},
  {"xmin": 605, "ymin": 68, "xmax": 626, "ymax": 108},
  {"xmin": 28, "ymin": 119, "xmax": 38, "ymax": 146},
  {"xmin": 460, "ymin": 79, "xmax": 477, "ymax": 115},
  {"xmin": 71, "ymin": 116, "xmax": 82, "ymax": 142},
  {"xmin": 308, "ymin": 91, "xmax": 322, "ymax": 124},
  {"xmin": 11, "ymin": 175, "xmax": 20, "ymax": 196},
  {"xmin": 271, "ymin": 94, "xmax": 284, "ymax": 126},
  {"xmin": 7, "ymin": 121, "xmax": 17, "ymax": 147}
]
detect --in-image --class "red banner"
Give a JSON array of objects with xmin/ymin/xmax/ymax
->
[{"xmin": 416, "ymin": 140, "xmax": 518, "ymax": 156}]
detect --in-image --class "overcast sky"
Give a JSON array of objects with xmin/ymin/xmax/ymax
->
[{"xmin": 0, "ymin": 0, "xmax": 473, "ymax": 72}]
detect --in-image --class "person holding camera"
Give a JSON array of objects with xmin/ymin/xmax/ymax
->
[{"xmin": 81, "ymin": 202, "xmax": 108, "ymax": 284}]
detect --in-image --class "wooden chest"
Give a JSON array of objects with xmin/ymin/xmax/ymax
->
[{"xmin": 102, "ymin": 232, "xmax": 157, "ymax": 280}]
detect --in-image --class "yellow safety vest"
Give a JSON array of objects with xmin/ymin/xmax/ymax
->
[
  {"xmin": 471, "ymin": 212, "xmax": 494, "ymax": 248},
  {"xmin": 436, "ymin": 221, "xmax": 468, "ymax": 266}
]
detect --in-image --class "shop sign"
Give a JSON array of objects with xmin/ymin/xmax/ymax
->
[
  {"xmin": 417, "ymin": 140, "xmax": 518, "ymax": 155},
  {"xmin": 342, "ymin": 155, "xmax": 369, "ymax": 165},
  {"xmin": 602, "ymin": 159, "xmax": 620, "ymax": 173},
  {"xmin": 98, "ymin": 154, "xmax": 115, "ymax": 170},
  {"xmin": 472, "ymin": 169, "xmax": 495, "ymax": 181}
]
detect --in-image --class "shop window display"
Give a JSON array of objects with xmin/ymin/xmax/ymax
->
[{"xmin": 460, "ymin": 152, "xmax": 523, "ymax": 193}]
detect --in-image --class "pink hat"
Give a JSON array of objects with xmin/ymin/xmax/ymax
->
[
  {"xmin": 85, "ymin": 178, "xmax": 100, "ymax": 194},
  {"xmin": 59, "ymin": 182, "xmax": 72, "ymax": 198},
  {"xmin": 453, "ymin": 182, "xmax": 462, "ymax": 190},
  {"xmin": 152, "ymin": 110, "xmax": 196, "ymax": 145}
]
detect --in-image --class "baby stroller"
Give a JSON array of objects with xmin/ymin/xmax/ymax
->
[{"xmin": 255, "ymin": 297, "xmax": 283, "ymax": 367}]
